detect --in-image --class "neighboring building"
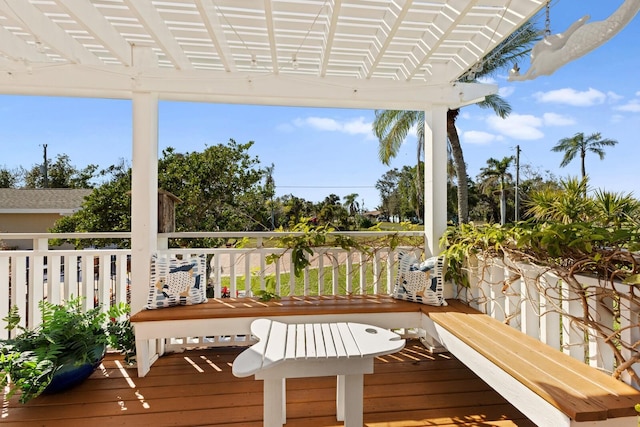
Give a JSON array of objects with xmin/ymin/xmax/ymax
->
[{"xmin": 0, "ymin": 188, "xmax": 92, "ymax": 249}]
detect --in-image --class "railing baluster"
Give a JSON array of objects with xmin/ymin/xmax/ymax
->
[
  {"xmin": 98, "ymin": 254, "xmax": 110, "ymax": 309},
  {"xmin": 48, "ymin": 254, "xmax": 61, "ymax": 304},
  {"xmin": 620, "ymin": 290, "xmax": 640, "ymax": 387},
  {"xmin": 560, "ymin": 279, "xmax": 585, "ymax": 361},
  {"xmin": 229, "ymin": 252, "xmax": 236, "ymax": 297},
  {"xmin": 345, "ymin": 251, "xmax": 353, "ymax": 294},
  {"xmin": 114, "ymin": 253, "xmax": 129, "ymax": 306},
  {"xmin": 0, "ymin": 254, "xmax": 10, "ymax": 339},
  {"xmin": 331, "ymin": 252, "xmax": 339, "ymax": 296},
  {"xmin": 274, "ymin": 259, "xmax": 281, "ymax": 295},
  {"xmin": 81, "ymin": 255, "xmax": 94, "ymax": 311},
  {"xmin": 259, "ymin": 248, "xmax": 266, "ymax": 292},
  {"xmin": 372, "ymin": 251, "xmax": 381, "ymax": 295},
  {"xmin": 519, "ymin": 264, "xmax": 540, "ymax": 339},
  {"xmin": 386, "ymin": 249, "xmax": 393, "ymax": 295},
  {"xmin": 244, "ymin": 252, "xmax": 251, "ymax": 296},
  {"xmin": 317, "ymin": 250, "xmax": 325, "ymax": 295},
  {"xmin": 540, "ymin": 271, "xmax": 561, "ymax": 349},
  {"xmin": 358, "ymin": 252, "xmax": 366, "ymax": 295},
  {"xmin": 13, "ymin": 255, "xmax": 28, "ymax": 330},
  {"xmin": 31, "ymin": 254, "xmax": 45, "ymax": 328},
  {"xmin": 63, "ymin": 255, "xmax": 74, "ymax": 301}
]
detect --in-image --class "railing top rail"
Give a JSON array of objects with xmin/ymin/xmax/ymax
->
[
  {"xmin": 0, "ymin": 249, "xmax": 131, "ymax": 255},
  {"xmin": 0, "ymin": 230, "xmax": 424, "ymax": 240},
  {"xmin": 164, "ymin": 231, "xmax": 424, "ymax": 238},
  {"xmin": 0, "ymin": 232, "xmax": 132, "ymax": 239}
]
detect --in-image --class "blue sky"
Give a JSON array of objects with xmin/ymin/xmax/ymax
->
[{"xmin": 1, "ymin": 1, "xmax": 638, "ymax": 212}]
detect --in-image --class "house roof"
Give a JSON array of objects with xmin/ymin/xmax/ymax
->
[
  {"xmin": 0, "ymin": 1, "xmax": 546, "ymax": 110},
  {"xmin": 0, "ymin": 188, "xmax": 92, "ymax": 214}
]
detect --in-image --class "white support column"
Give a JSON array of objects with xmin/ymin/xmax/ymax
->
[
  {"xmin": 423, "ymin": 105, "xmax": 448, "ymax": 258},
  {"xmin": 130, "ymin": 91, "xmax": 159, "ymax": 314}
]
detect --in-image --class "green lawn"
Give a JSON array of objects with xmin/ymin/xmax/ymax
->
[{"xmin": 211, "ymin": 262, "xmax": 393, "ymax": 298}]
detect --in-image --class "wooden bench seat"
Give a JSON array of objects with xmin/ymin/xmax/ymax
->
[
  {"xmin": 131, "ymin": 294, "xmax": 422, "ymax": 321},
  {"xmin": 131, "ymin": 294, "xmax": 640, "ymax": 426},
  {"xmin": 428, "ymin": 309, "xmax": 640, "ymax": 426}
]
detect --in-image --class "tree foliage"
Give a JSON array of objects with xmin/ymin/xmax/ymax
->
[
  {"xmin": 24, "ymin": 154, "xmax": 97, "ymax": 189},
  {"xmin": 441, "ymin": 178, "xmax": 640, "ymax": 382},
  {"xmin": 51, "ymin": 140, "xmax": 270, "ymax": 247},
  {"xmin": 0, "ymin": 167, "xmax": 19, "ymax": 188},
  {"xmin": 159, "ymin": 140, "xmax": 267, "ymax": 233}
]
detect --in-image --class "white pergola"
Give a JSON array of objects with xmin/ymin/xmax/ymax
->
[{"xmin": 0, "ymin": 0, "xmax": 546, "ymax": 312}]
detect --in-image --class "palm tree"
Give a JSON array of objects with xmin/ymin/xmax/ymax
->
[
  {"xmin": 374, "ymin": 110, "xmax": 424, "ymax": 219},
  {"xmin": 343, "ymin": 193, "xmax": 360, "ymax": 216},
  {"xmin": 526, "ymin": 177, "xmax": 591, "ymax": 224},
  {"xmin": 551, "ymin": 132, "xmax": 618, "ymax": 179},
  {"xmin": 373, "ymin": 21, "xmax": 540, "ymax": 224},
  {"xmin": 478, "ymin": 156, "xmax": 514, "ymax": 225}
]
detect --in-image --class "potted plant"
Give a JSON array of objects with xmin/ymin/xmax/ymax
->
[{"xmin": 0, "ymin": 296, "xmax": 130, "ymax": 404}]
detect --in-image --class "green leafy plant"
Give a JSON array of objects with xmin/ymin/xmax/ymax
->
[
  {"xmin": 106, "ymin": 304, "xmax": 136, "ymax": 366},
  {"xmin": 0, "ymin": 297, "xmax": 130, "ymax": 404}
]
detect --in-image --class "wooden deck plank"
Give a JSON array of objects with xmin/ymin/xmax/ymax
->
[{"xmin": 1, "ymin": 340, "xmax": 532, "ymax": 426}]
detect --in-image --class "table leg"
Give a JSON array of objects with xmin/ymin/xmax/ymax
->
[
  {"xmin": 263, "ymin": 378, "xmax": 285, "ymax": 427},
  {"xmin": 341, "ymin": 374, "xmax": 364, "ymax": 427},
  {"xmin": 336, "ymin": 375, "xmax": 345, "ymax": 421}
]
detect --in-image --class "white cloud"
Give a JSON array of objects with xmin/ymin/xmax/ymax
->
[
  {"xmin": 487, "ymin": 113, "xmax": 544, "ymax": 140},
  {"xmin": 532, "ymin": 87, "xmax": 606, "ymax": 106},
  {"xmin": 607, "ymin": 91, "xmax": 624, "ymax": 102},
  {"xmin": 615, "ymin": 100, "xmax": 640, "ymax": 113},
  {"xmin": 542, "ymin": 112, "xmax": 575, "ymax": 126},
  {"xmin": 290, "ymin": 116, "xmax": 374, "ymax": 138},
  {"xmin": 463, "ymin": 130, "xmax": 498, "ymax": 145},
  {"xmin": 498, "ymin": 86, "xmax": 515, "ymax": 98}
]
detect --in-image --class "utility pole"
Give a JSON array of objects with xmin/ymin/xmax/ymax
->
[
  {"xmin": 515, "ymin": 145, "xmax": 520, "ymax": 221},
  {"xmin": 42, "ymin": 144, "xmax": 49, "ymax": 188}
]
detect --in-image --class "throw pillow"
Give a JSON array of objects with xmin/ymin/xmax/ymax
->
[
  {"xmin": 145, "ymin": 254, "xmax": 208, "ymax": 309},
  {"xmin": 392, "ymin": 251, "xmax": 447, "ymax": 306}
]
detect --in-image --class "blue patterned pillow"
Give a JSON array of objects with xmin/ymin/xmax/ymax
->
[
  {"xmin": 392, "ymin": 251, "xmax": 447, "ymax": 306},
  {"xmin": 145, "ymin": 254, "xmax": 207, "ymax": 309}
]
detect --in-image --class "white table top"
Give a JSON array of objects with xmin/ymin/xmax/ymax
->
[{"xmin": 233, "ymin": 319, "xmax": 405, "ymax": 377}]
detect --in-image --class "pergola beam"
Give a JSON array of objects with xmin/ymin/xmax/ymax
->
[
  {"xmin": 364, "ymin": 0, "xmax": 413, "ymax": 79},
  {"xmin": 197, "ymin": 0, "xmax": 236, "ymax": 72},
  {"xmin": 122, "ymin": 0, "xmax": 193, "ymax": 70},
  {"xmin": 57, "ymin": 0, "xmax": 132, "ymax": 66},
  {"xmin": 0, "ymin": 0, "xmax": 102, "ymax": 65},
  {"xmin": 0, "ymin": 61, "xmax": 497, "ymax": 110}
]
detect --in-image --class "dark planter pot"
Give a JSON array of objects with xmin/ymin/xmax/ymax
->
[{"xmin": 43, "ymin": 344, "xmax": 106, "ymax": 394}]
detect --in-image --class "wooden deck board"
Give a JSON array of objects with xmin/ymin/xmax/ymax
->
[{"xmin": 1, "ymin": 341, "xmax": 534, "ymax": 426}]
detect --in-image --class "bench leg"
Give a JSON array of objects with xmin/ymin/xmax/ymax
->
[
  {"xmin": 136, "ymin": 339, "xmax": 151, "ymax": 377},
  {"xmin": 263, "ymin": 378, "xmax": 285, "ymax": 427},
  {"xmin": 337, "ymin": 374, "xmax": 363, "ymax": 427}
]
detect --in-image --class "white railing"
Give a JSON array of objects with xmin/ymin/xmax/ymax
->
[
  {"xmin": 3, "ymin": 231, "xmax": 637, "ymax": 386},
  {"xmin": 456, "ymin": 255, "xmax": 640, "ymax": 388},
  {"xmin": 0, "ymin": 231, "xmax": 425, "ymax": 340}
]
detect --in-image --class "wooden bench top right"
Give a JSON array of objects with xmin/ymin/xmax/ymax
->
[{"xmin": 429, "ymin": 309, "xmax": 640, "ymax": 422}]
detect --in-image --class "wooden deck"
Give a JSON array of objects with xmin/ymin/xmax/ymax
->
[{"xmin": 2, "ymin": 340, "xmax": 534, "ymax": 426}]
